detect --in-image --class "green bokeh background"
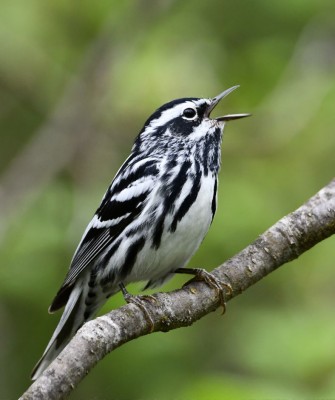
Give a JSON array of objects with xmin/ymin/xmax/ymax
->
[{"xmin": 1, "ymin": 1, "xmax": 335, "ymax": 399}]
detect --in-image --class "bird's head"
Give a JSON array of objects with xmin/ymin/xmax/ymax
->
[{"xmin": 134, "ymin": 86, "xmax": 250, "ymax": 153}]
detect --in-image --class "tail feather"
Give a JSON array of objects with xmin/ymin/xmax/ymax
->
[
  {"xmin": 48, "ymin": 282, "xmax": 74, "ymax": 313},
  {"xmin": 31, "ymin": 285, "xmax": 84, "ymax": 380}
]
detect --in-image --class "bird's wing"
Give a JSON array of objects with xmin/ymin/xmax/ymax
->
[{"xmin": 49, "ymin": 156, "xmax": 160, "ymax": 311}]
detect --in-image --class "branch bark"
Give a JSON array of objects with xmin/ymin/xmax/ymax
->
[{"xmin": 20, "ymin": 179, "xmax": 335, "ymax": 400}]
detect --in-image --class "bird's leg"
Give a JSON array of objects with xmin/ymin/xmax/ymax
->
[
  {"xmin": 119, "ymin": 283, "xmax": 156, "ymax": 332},
  {"xmin": 175, "ymin": 267, "xmax": 232, "ymax": 314}
]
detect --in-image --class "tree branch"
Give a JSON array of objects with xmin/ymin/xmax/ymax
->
[{"xmin": 20, "ymin": 179, "xmax": 335, "ymax": 400}]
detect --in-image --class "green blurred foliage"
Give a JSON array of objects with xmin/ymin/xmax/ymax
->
[{"xmin": 0, "ymin": 0, "xmax": 335, "ymax": 398}]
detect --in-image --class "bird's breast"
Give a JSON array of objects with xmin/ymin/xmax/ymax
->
[{"xmin": 126, "ymin": 171, "xmax": 217, "ymax": 283}]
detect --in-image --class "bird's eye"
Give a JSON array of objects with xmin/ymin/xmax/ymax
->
[{"xmin": 182, "ymin": 107, "xmax": 197, "ymax": 120}]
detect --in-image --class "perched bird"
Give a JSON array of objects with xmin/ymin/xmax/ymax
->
[{"xmin": 31, "ymin": 85, "xmax": 250, "ymax": 380}]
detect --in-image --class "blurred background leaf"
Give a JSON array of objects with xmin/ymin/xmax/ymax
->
[{"xmin": 0, "ymin": 0, "xmax": 334, "ymax": 398}]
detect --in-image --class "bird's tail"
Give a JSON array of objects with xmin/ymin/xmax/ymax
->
[{"xmin": 31, "ymin": 284, "xmax": 86, "ymax": 380}]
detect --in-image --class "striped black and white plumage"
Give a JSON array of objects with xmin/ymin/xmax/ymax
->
[{"xmin": 32, "ymin": 86, "xmax": 249, "ymax": 379}]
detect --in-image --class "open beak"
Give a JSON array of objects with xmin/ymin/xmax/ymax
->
[{"xmin": 207, "ymin": 85, "xmax": 251, "ymax": 121}]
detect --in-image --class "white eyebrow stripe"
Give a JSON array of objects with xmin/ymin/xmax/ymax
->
[
  {"xmin": 150, "ymin": 101, "xmax": 196, "ymax": 128},
  {"xmin": 141, "ymin": 98, "xmax": 210, "ymax": 137}
]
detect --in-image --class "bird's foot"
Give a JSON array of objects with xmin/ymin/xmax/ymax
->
[
  {"xmin": 119, "ymin": 283, "xmax": 155, "ymax": 332},
  {"xmin": 175, "ymin": 267, "xmax": 232, "ymax": 314}
]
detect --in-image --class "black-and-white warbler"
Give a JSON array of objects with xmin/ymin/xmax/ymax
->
[{"xmin": 31, "ymin": 85, "xmax": 250, "ymax": 380}]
